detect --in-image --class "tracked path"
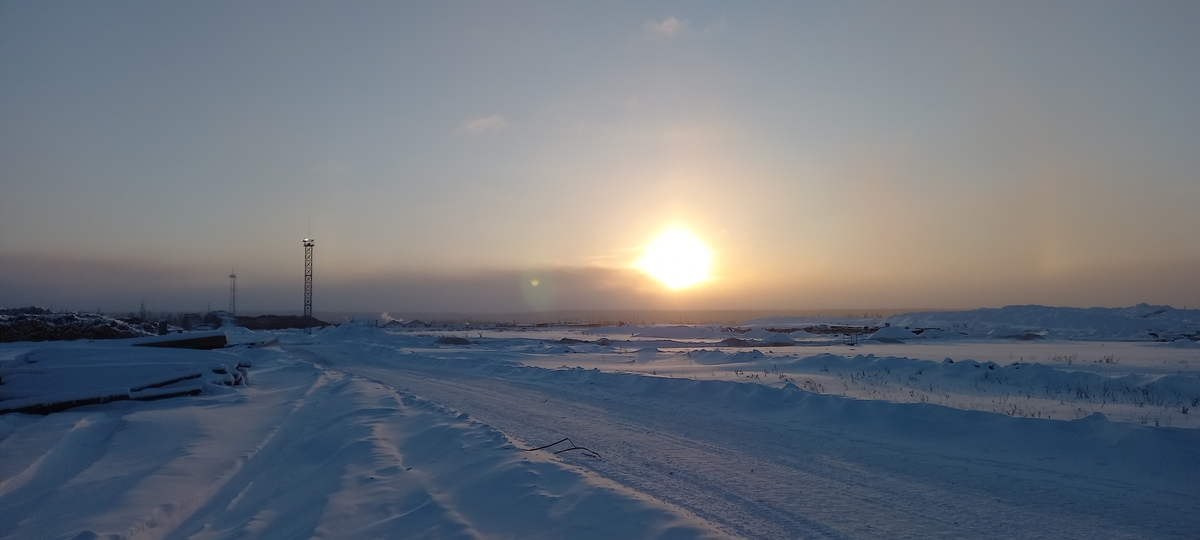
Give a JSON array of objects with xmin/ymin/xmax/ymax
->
[{"xmin": 290, "ymin": 341, "xmax": 1200, "ymax": 540}]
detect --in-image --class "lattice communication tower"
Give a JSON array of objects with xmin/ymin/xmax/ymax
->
[
  {"xmin": 303, "ymin": 238, "xmax": 314, "ymax": 320},
  {"xmin": 229, "ymin": 270, "xmax": 236, "ymax": 316}
]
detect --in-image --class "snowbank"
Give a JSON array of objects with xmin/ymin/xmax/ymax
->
[
  {"xmin": 913, "ymin": 328, "xmax": 966, "ymax": 340},
  {"xmin": 867, "ymin": 326, "xmax": 918, "ymax": 342},
  {"xmin": 687, "ymin": 349, "xmax": 767, "ymax": 365},
  {"xmin": 0, "ymin": 344, "xmax": 249, "ymax": 414},
  {"xmin": 773, "ymin": 353, "xmax": 1200, "ymax": 411},
  {"xmin": 742, "ymin": 327, "xmax": 797, "ymax": 345}
]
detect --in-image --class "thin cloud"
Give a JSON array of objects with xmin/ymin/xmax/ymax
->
[
  {"xmin": 462, "ymin": 115, "xmax": 510, "ymax": 135},
  {"xmin": 645, "ymin": 16, "xmax": 687, "ymax": 37}
]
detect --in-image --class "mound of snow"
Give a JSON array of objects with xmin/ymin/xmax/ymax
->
[
  {"xmin": 686, "ymin": 349, "xmax": 729, "ymax": 364},
  {"xmin": 687, "ymin": 349, "xmax": 766, "ymax": 365},
  {"xmin": 913, "ymin": 329, "xmax": 965, "ymax": 340},
  {"xmin": 719, "ymin": 337, "xmax": 752, "ymax": 347},
  {"xmin": 742, "ymin": 328, "xmax": 775, "ymax": 340},
  {"xmin": 316, "ymin": 321, "xmax": 389, "ymax": 342},
  {"xmin": 634, "ymin": 348, "xmax": 661, "ymax": 361},
  {"xmin": 867, "ymin": 326, "xmax": 918, "ymax": 342},
  {"xmin": 769, "ymin": 352, "xmax": 1200, "ymax": 427},
  {"xmin": 528, "ymin": 344, "xmax": 573, "ymax": 354},
  {"xmin": 0, "ymin": 345, "xmax": 250, "ymax": 414},
  {"xmin": 986, "ymin": 326, "xmax": 1047, "ymax": 340},
  {"xmin": 743, "ymin": 328, "xmax": 796, "ymax": 345}
]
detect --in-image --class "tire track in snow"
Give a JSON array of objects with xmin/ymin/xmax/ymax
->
[
  {"xmin": 340, "ymin": 364, "xmax": 922, "ymax": 539},
  {"xmin": 293, "ymin": 346, "xmax": 851, "ymax": 539},
  {"xmin": 162, "ymin": 364, "xmax": 481, "ymax": 540}
]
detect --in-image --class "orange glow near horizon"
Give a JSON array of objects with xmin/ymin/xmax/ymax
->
[{"xmin": 637, "ymin": 228, "xmax": 712, "ymax": 290}]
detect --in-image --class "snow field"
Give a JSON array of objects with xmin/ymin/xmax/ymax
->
[{"xmin": 2, "ymin": 306, "xmax": 1198, "ymax": 539}]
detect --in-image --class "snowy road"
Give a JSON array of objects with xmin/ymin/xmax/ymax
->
[{"xmin": 288, "ymin": 336, "xmax": 1200, "ymax": 539}]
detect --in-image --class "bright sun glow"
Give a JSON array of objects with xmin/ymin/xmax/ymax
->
[{"xmin": 638, "ymin": 228, "xmax": 712, "ymax": 289}]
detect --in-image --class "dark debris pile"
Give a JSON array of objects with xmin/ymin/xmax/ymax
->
[{"xmin": 0, "ymin": 307, "xmax": 152, "ymax": 343}]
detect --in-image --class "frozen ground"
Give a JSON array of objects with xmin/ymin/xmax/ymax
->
[{"xmin": 1, "ymin": 306, "xmax": 1198, "ymax": 538}]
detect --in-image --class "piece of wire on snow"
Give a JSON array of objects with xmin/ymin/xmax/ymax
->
[{"xmin": 524, "ymin": 437, "xmax": 601, "ymax": 459}]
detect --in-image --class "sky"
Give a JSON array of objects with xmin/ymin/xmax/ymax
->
[{"xmin": 2, "ymin": 1, "xmax": 1198, "ymax": 314}]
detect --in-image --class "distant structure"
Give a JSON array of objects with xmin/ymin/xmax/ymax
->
[
  {"xmin": 303, "ymin": 237, "xmax": 314, "ymax": 320},
  {"xmin": 228, "ymin": 270, "xmax": 237, "ymax": 316}
]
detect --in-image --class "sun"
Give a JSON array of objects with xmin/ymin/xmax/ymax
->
[{"xmin": 637, "ymin": 228, "xmax": 712, "ymax": 289}]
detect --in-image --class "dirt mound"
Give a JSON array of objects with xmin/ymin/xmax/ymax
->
[{"xmin": 0, "ymin": 308, "xmax": 151, "ymax": 343}]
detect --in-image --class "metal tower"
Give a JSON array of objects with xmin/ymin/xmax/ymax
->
[
  {"xmin": 303, "ymin": 238, "xmax": 314, "ymax": 320},
  {"xmin": 228, "ymin": 270, "xmax": 237, "ymax": 316}
]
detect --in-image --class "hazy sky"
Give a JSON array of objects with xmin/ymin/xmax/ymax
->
[{"xmin": 2, "ymin": 2, "xmax": 1198, "ymax": 314}]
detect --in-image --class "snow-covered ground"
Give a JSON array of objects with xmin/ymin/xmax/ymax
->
[{"xmin": 1, "ymin": 306, "xmax": 1198, "ymax": 538}]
